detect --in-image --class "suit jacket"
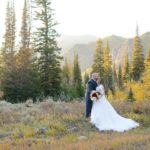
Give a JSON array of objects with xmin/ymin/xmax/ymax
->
[{"xmin": 85, "ymin": 79, "xmax": 97, "ymax": 101}]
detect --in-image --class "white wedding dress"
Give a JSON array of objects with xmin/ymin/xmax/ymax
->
[{"xmin": 91, "ymin": 84, "xmax": 139, "ymax": 132}]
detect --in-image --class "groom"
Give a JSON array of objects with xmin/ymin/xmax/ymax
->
[{"xmin": 85, "ymin": 73, "xmax": 99, "ymax": 118}]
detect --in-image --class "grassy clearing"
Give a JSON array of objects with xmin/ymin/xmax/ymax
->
[{"xmin": 0, "ymin": 99, "xmax": 150, "ymax": 150}]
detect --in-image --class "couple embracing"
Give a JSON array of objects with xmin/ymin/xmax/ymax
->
[{"xmin": 85, "ymin": 73, "xmax": 139, "ymax": 132}]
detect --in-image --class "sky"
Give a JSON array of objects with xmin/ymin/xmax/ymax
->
[{"xmin": 0, "ymin": 0, "xmax": 150, "ymax": 42}]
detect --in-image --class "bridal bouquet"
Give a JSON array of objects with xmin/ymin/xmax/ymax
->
[{"xmin": 90, "ymin": 90, "xmax": 101, "ymax": 101}]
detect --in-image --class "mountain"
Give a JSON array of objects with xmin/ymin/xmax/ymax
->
[
  {"xmin": 64, "ymin": 42, "xmax": 96, "ymax": 71},
  {"xmin": 57, "ymin": 35, "xmax": 97, "ymax": 54},
  {"xmin": 59, "ymin": 32, "xmax": 150, "ymax": 71}
]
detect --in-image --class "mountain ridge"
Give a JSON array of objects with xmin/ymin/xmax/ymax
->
[{"xmin": 58, "ymin": 32, "xmax": 150, "ymax": 71}]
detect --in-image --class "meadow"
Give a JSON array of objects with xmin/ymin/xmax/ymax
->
[{"xmin": 0, "ymin": 99, "xmax": 150, "ymax": 150}]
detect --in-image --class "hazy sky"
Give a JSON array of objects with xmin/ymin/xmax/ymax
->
[{"xmin": 0, "ymin": 0, "xmax": 150, "ymax": 42}]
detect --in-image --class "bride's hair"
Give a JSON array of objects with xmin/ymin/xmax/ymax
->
[
  {"xmin": 99, "ymin": 78, "xmax": 104, "ymax": 85},
  {"xmin": 97, "ymin": 78, "xmax": 104, "ymax": 85}
]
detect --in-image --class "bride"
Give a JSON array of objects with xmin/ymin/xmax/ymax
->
[{"xmin": 91, "ymin": 78, "xmax": 139, "ymax": 132}]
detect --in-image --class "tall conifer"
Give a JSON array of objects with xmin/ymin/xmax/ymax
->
[
  {"xmin": 92, "ymin": 39, "xmax": 104, "ymax": 78},
  {"xmin": 118, "ymin": 65, "xmax": 123, "ymax": 88},
  {"xmin": 73, "ymin": 54, "xmax": 83, "ymax": 97},
  {"xmin": 33, "ymin": 0, "xmax": 62, "ymax": 97},
  {"xmin": 104, "ymin": 41, "xmax": 113, "ymax": 94},
  {"xmin": 2, "ymin": 0, "xmax": 17, "ymax": 102},
  {"xmin": 123, "ymin": 54, "xmax": 130, "ymax": 82},
  {"xmin": 132, "ymin": 25, "xmax": 145, "ymax": 80},
  {"xmin": 15, "ymin": 0, "xmax": 40, "ymax": 101}
]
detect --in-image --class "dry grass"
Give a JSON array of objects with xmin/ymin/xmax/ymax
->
[{"xmin": 0, "ymin": 99, "xmax": 150, "ymax": 150}]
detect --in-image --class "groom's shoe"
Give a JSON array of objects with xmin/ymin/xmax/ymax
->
[
  {"xmin": 85, "ymin": 114, "xmax": 91, "ymax": 118},
  {"xmin": 85, "ymin": 118, "xmax": 90, "ymax": 123},
  {"xmin": 85, "ymin": 115, "xmax": 91, "ymax": 121},
  {"xmin": 90, "ymin": 123, "xmax": 95, "ymax": 128},
  {"xmin": 85, "ymin": 117, "xmax": 90, "ymax": 122}
]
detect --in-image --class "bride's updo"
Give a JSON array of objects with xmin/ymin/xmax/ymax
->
[{"xmin": 97, "ymin": 77, "xmax": 104, "ymax": 85}]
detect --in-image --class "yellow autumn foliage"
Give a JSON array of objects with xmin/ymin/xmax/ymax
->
[
  {"xmin": 107, "ymin": 89, "xmax": 114, "ymax": 101},
  {"xmin": 110, "ymin": 89, "xmax": 127, "ymax": 101},
  {"xmin": 130, "ymin": 83, "xmax": 147, "ymax": 101},
  {"xmin": 128, "ymin": 69, "xmax": 150, "ymax": 101}
]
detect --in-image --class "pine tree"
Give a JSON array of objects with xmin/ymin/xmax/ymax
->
[
  {"xmin": 118, "ymin": 65, "xmax": 123, "ymax": 88},
  {"xmin": 92, "ymin": 38, "xmax": 104, "ymax": 78},
  {"xmin": 84, "ymin": 72, "xmax": 89, "ymax": 85},
  {"xmin": 61, "ymin": 59, "xmax": 75, "ymax": 100},
  {"xmin": 0, "ymin": 1, "xmax": 11, "ymax": 84},
  {"xmin": 83, "ymin": 71, "xmax": 89, "ymax": 92},
  {"xmin": 73, "ymin": 54, "xmax": 84, "ymax": 97},
  {"xmin": 123, "ymin": 54, "xmax": 130, "ymax": 83},
  {"xmin": 61, "ymin": 58, "xmax": 71, "ymax": 97},
  {"xmin": 132, "ymin": 25, "xmax": 145, "ymax": 80},
  {"xmin": 19, "ymin": 0, "xmax": 30, "ymax": 50},
  {"xmin": 3, "ymin": 1, "xmax": 11, "ymax": 55},
  {"xmin": 10, "ymin": 0, "xmax": 16, "ymax": 54},
  {"xmin": 2, "ymin": 0, "xmax": 16, "ymax": 67},
  {"xmin": 62, "ymin": 58, "xmax": 70, "ymax": 84},
  {"xmin": 127, "ymin": 87, "xmax": 135, "ymax": 102},
  {"xmin": 28, "ymin": 0, "xmax": 33, "ymax": 47},
  {"xmin": 0, "ymin": 53, "xmax": 3, "ymax": 80},
  {"xmin": 15, "ymin": 0, "xmax": 40, "ymax": 102},
  {"xmin": 1, "ymin": 0, "xmax": 17, "ymax": 102},
  {"xmin": 113, "ymin": 63, "xmax": 118, "ymax": 84},
  {"xmin": 145, "ymin": 40, "xmax": 150, "ymax": 70},
  {"xmin": 103, "ymin": 41, "xmax": 113, "ymax": 94},
  {"xmin": 33, "ymin": 0, "xmax": 62, "ymax": 97}
]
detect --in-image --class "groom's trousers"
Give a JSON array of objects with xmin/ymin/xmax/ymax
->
[{"xmin": 85, "ymin": 94, "xmax": 93, "ymax": 118}]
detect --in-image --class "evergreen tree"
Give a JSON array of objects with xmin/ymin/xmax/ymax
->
[
  {"xmin": 33, "ymin": 0, "xmax": 62, "ymax": 97},
  {"xmin": 118, "ymin": 65, "xmax": 123, "ymax": 88},
  {"xmin": 84, "ymin": 72, "xmax": 89, "ymax": 85},
  {"xmin": 61, "ymin": 58, "xmax": 71, "ymax": 97},
  {"xmin": 61, "ymin": 59, "xmax": 75, "ymax": 100},
  {"xmin": 73, "ymin": 54, "xmax": 84, "ymax": 97},
  {"xmin": 28, "ymin": 0, "xmax": 33, "ymax": 47},
  {"xmin": 10, "ymin": 0, "xmax": 16, "ymax": 53},
  {"xmin": 1, "ymin": 0, "xmax": 17, "ymax": 102},
  {"xmin": 0, "ymin": 53, "xmax": 3, "ymax": 80},
  {"xmin": 132, "ymin": 25, "xmax": 145, "ymax": 80},
  {"xmin": 3, "ymin": 1, "xmax": 12, "ymax": 54},
  {"xmin": 127, "ymin": 87, "xmax": 135, "ymax": 102},
  {"xmin": 2, "ymin": 0, "xmax": 16, "ymax": 67},
  {"xmin": 15, "ymin": 0, "xmax": 40, "ymax": 102},
  {"xmin": 62, "ymin": 58, "xmax": 70, "ymax": 84},
  {"xmin": 123, "ymin": 54, "xmax": 130, "ymax": 83},
  {"xmin": 103, "ymin": 41, "xmax": 113, "ymax": 94},
  {"xmin": 145, "ymin": 40, "xmax": 150, "ymax": 70},
  {"xmin": 83, "ymin": 71, "xmax": 89, "ymax": 92},
  {"xmin": 92, "ymin": 38, "xmax": 104, "ymax": 78},
  {"xmin": 113, "ymin": 63, "xmax": 118, "ymax": 84}
]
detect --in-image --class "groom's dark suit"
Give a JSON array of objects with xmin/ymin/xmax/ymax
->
[{"xmin": 85, "ymin": 79, "xmax": 97, "ymax": 118}]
